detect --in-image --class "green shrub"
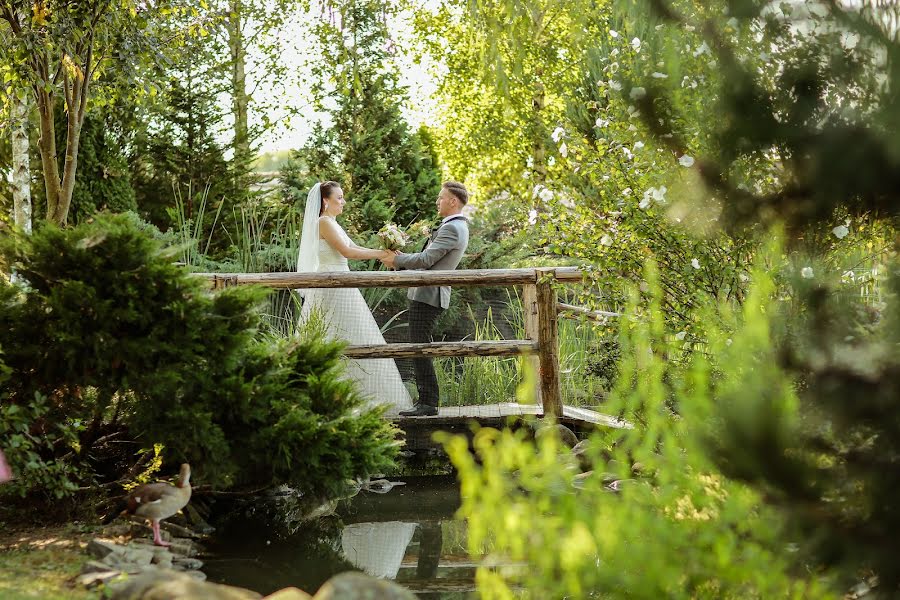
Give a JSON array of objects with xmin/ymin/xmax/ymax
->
[{"xmin": 0, "ymin": 212, "xmax": 398, "ymax": 504}]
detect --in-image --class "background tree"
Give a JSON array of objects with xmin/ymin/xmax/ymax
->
[
  {"xmin": 284, "ymin": 0, "xmax": 442, "ymax": 235},
  {"xmin": 413, "ymin": 0, "xmax": 604, "ymax": 199},
  {"xmin": 0, "ymin": 0, "xmax": 185, "ymax": 226}
]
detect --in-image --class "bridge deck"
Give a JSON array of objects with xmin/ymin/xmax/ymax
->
[{"xmin": 392, "ymin": 402, "xmax": 629, "ymax": 451}]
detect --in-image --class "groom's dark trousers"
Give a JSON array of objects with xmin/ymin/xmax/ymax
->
[{"xmin": 408, "ymin": 300, "xmax": 443, "ymax": 408}]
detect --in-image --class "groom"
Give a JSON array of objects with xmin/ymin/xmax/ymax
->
[{"xmin": 382, "ymin": 181, "xmax": 470, "ymax": 417}]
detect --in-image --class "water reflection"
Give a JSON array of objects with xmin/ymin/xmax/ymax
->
[{"xmin": 203, "ymin": 476, "xmax": 477, "ymax": 599}]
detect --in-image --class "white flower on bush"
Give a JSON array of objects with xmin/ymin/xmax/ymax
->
[
  {"xmin": 595, "ymin": 117, "xmax": 610, "ymax": 128},
  {"xmin": 559, "ymin": 195, "xmax": 575, "ymax": 209},
  {"xmin": 801, "ymin": 266, "xmax": 814, "ymax": 279},
  {"xmin": 609, "ymin": 29, "xmax": 619, "ymax": 38},
  {"xmin": 528, "ymin": 209, "xmax": 538, "ymax": 225},
  {"xmin": 693, "ymin": 41, "xmax": 710, "ymax": 57},
  {"xmin": 841, "ymin": 31, "xmax": 860, "ymax": 50},
  {"xmin": 631, "ymin": 37, "xmax": 641, "ymax": 51},
  {"xmin": 559, "ymin": 142, "xmax": 568, "ymax": 158},
  {"xmin": 832, "ymin": 224, "xmax": 849, "ymax": 239},
  {"xmin": 548, "ymin": 156, "xmax": 556, "ymax": 167},
  {"xmin": 642, "ymin": 186, "xmax": 667, "ymax": 207},
  {"xmin": 739, "ymin": 273, "xmax": 750, "ymax": 282},
  {"xmin": 622, "ymin": 187, "xmax": 632, "ymax": 196},
  {"xmin": 551, "ymin": 126, "xmax": 566, "ymax": 143},
  {"xmin": 675, "ymin": 331, "xmax": 687, "ymax": 341},
  {"xmin": 691, "ymin": 258, "xmax": 701, "ymax": 269},
  {"xmin": 630, "ymin": 86, "xmax": 647, "ymax": 100},
  {"xmin": 608, "ymin": 80, "xmax": 622, "ymax": 91},
  {"xmin": 639, "ymin": 197, "xmax": 651, "ymax": 210},
  {"xmin": 633, "ymin": 141, "xmax": 645, "ymax": 152},
  {"xmin": 651, "ymin": 71, "xmax": 668, "ymax": 79},
  {"xmin": 679, "ymin": 154, "xmax": 695, "ymax": 167},
  {"xmin": 600, "ymin": 234, "xmax": 613, "ymax": 246}
]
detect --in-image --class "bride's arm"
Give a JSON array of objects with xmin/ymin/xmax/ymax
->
[{"xmin": 319, "ymin": 217, "xmax": 393, "ymax": 261}]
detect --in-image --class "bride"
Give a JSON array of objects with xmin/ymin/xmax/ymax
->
[{"xmin": 296, "ymin": 181, "xmax": 414, "ymax": 415}]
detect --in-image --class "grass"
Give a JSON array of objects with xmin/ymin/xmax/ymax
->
[
  {"xmin": 0, "ymin": 525, "xmax": 100, "ymax": 600},
  {"xmin": 435, "ymin": 296, "xmax": 612, "ymax": 408}
]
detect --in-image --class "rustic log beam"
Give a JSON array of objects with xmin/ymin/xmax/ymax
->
[
  {"xmin": 536, "ymin": 269, "xmax": 563, "ymax": 418},
  {"xmin": 195, "ymin": 267, "xmax": 586, "ymax": 289},
  {"xmin": 557, "ymin": 302, "xmax": 622, "ymax": 320},
  {"xmin": 342, "ymin": 340, "xmax": 538, "ymax": 359}
]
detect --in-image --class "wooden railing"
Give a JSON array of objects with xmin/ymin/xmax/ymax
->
[{"xmin": 198, "ymin": 267, "xmax": 587, "ymax": 418}]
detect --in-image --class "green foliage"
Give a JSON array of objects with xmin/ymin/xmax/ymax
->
[
  {"xmin": 130, "ymin": 72, "xmax": 233, "ymax": 231},
  {"xmin": 54, "ymin": 108, "xmax": 138, "ymax": 225},
  {"xmin": 0, "ymin": 212, "xmax": 398, "ymax": 503},
  {"xmin": 285, "ymin": 0, "xmax": 442, "ymax": 236},
  {"xmin": 444, "ymin": 260, "xmax": 840, "ymax": 598}
]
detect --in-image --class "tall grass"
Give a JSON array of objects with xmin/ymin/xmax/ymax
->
[{"xmin": 435, "ymin": 294, "xmax": 611, "ymax": 408}]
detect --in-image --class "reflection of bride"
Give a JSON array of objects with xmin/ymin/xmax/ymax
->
[
  {"xmin": 296, "ymin": 182, "xmax": 414, "ymax": 416},
  {"xmin": 340, "ymin": 521, "xmax": 418, "ymax": 579}
]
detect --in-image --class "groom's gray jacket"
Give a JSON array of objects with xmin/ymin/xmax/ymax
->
[{"xmin": 394, "ymin": 216, "xmax": 469, "ymax": 309}]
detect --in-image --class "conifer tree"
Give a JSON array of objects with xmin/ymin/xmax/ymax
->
[{"xmin": 285, "ymin": 0, "xmax": 441, "ymax": 234}]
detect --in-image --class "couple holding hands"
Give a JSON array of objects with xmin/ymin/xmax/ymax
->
[{"xmin": 296, "ymin": 181, "xmax": 470, "ymax": 417}]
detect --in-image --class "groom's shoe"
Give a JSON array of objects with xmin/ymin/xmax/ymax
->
[{"xmin": 399, "ymin": 404, "xmax": 438, "ymax": 417}]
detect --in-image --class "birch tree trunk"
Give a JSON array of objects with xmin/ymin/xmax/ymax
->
[
  {"xmin": 228, "ymin": 0, "xmax": 251, "ymax": 173},
  {"xmin": 11, "ymin": 90, "xmax": 32, "ymax": 233}
]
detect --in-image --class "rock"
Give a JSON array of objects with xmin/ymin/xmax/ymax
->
[
  {"xmin": 312, "ymin": 572, "xmax": 416, "ymax": 600},
  {"xmin": 77, "ymin": 569, "xmax": 122, "ymax": 588},
  {"xmin": 264, "ymin": 588, "xmax": 313, "ymax": 600},
  {"xmin": 173, "ymin": 557, "xmax": 204, "ymax": 570},
  {"xmin": 534, "ymin": 423, "xmax": 579, "ymax": 449},
  {"xmin": 571, "ymin": 439, "xmax": 594, "ymax": 472},
  {"xmin": 572, "ymin": 471, "xmax": 593, "ymax": 489},
  {"xmin": 162, "ymin": 521, "xmax": 204, "ymax": 540},
  {"xmin": 87, "ymin": 539, "xmax": 122, "ymax": 560},
  {"xmin": 183, "ymin": 569, "xmax": 208, "ymax": 581},
  {"xmin": 107, "ymin": 569, "xmax": 261, "ymax": 600},
  {"xmin": 167, "ymin": 537, "xmax": 202, "ymax": 557},
  {"xmin": 82, "ymin": 560, "xmax": 116, "ymax": 574},
  {"xmin": 152, "ymin": 553, "xmax": 174, "ymax": 569}
]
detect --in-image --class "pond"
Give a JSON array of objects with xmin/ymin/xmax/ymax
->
[{"xmin": 202, "ymin": 475, "xmax": 479, "ymax": 599}]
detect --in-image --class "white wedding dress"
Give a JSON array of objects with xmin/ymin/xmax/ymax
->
[{"xmin": 298, "ymin": 217, "xmax": 414, "ymax": 416}]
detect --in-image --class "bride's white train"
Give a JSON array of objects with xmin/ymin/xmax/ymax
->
[{"xmin": 296, "ymin": 182, "xmax": 414, "ymax": 416}]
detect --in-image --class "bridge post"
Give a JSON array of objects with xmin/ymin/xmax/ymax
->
[
  {"xmin": 521, "ymin": 283, "xmax": 542, "ymax": 406},
  {"xmin": 535, "ymin": 269, "xmax": 563, "ymax": 418}
]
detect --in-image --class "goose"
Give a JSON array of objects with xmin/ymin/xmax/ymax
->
[{"xmin": 122, "ymin": 463, "xmax": 192, "ymax": 547}]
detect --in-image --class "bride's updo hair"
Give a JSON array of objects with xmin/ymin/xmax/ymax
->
[{"xmin": 319, "ymin": 181, "xmax": 341, "ymax": 215}]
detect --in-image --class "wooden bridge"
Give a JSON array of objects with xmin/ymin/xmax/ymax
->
[{"xmin": 202, "ymin": 267, "xmax": 629, "ymax": 448}]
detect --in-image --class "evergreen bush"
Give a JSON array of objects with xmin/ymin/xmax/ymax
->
[{"xmin": 0, "ymin": 212, "xmax": 398, "ymax": 504}]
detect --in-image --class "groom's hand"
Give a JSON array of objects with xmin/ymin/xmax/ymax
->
[{"xmin": 381, "ymin": 251, "xmax": 398, "ymax": 268}]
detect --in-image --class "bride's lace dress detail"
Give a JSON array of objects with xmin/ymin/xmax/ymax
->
[{"xmin": 299, "ymin": 218, "xmax": 414, "ymax": 415}]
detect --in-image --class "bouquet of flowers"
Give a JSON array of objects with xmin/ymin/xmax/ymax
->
[
  {"xmin": 408, "ymin": 220, "xmax": 433, "ymax": 240},
  {"xmin": 376, "ymin": 223, "xmax": 410, "ymax": 251}
]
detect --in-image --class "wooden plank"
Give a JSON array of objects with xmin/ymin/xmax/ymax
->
[
  {"xmin": 195, "ymin": 267, "xmax": 586, "ymax": 289},
  {"xmin": 536, "ymin": 270, "xmax": 563, "ymax": 418},
  {"xmin": 343, "ymin": 340, "xmax": 538, "ymax": 359},
  {"xmin": 393, "ymin": 403, "xmax": 631, "ymax": 429},
  {"xmin": 521, "ymin": 283, "xmax": 542, "ymax": 406}
]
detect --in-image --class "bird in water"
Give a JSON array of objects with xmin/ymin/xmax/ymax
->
[{"xmin": 116, "ymin": 463, "xmax": 192, "ymax": 547}]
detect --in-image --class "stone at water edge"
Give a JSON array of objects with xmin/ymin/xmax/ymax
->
[
  {"xmin": 312, "ymin": 572, "xmax": 416, "ymax": 600},
  {"xmin": 107, "ymin": 568, "xmax": 261, "ymax": 600},
  {"xmin": 263, "ymin": 588, "xmax": 313, "ymax": 600},
  {"xmin": 534, "ymin": 422, "xmax": 579, "ymax": 449}
]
